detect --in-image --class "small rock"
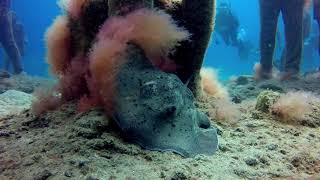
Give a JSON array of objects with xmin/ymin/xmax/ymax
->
[
  {"xmin": 0, "ymin": 90, "xmax": 35, "ymax": 118},
  {"xmin": 245, "ymin": 123, "xmax": 258, "ymax": 128},
  {"xmin": 267, "ymin": 144, "xmax": 278, "ymax": 151},
  {"xmin": 255, "ymin": 90, "xmax": 281, "ymax": 113},
  {"xmin": 280, "ymin": 150, "xmax": 287, "ymax": 155},
  {"xmin": 290, "ymin": 156, "xmax": 301, "ymax": 168},
  {"xmin": 192, "ymin": 163, "xmax": 198, "ymax": 167},
  {"xmin": 23, "ymin": 159, "xmax": 35, "ymax": 166},
  {"xmin": 74, "ymin": 127, "xmax": 99, "ymax": 139},
  {"xmin": 69, "ymin": 160, "xmax": 76, "ymax": 165},
  {"xmin": 64, "ymin": 171, "xmax": 74, "ymax": 177},
  {"xmin": 247, "ymin": 86, "xmax": 255, "ymax": 90},
  {"xmin": 258, "ymin": 156, "xmax": 269, "ymax": 165},
  {"xmin": 245, "ymin": 158, "xmax": 258, "ymax": 166},
  {"xmin": 216, "ymin": 128, "xmax": 223, "ymax": 136},
  {"xmin": 309, "ymin": 133, "xmax": 315, "ymax": 138},
  {"xmin": 31, "ymin": 154, "xmax": 42, "ymax": 163},
  {"xmin": 86, "ymin": 176, "xmax": 99, "ymax": 180},
  {"xmin": 160, "ymin": 171, "xmax": 166, "ymax": 178},
  {"xmin": 0, "ymin": 70, "xmax": 10, "ymax": 79},
  {"xmin": 144, "ymin": 155, "xmax": 153, "ymax": 161},
  {"xmin": 233, "ymin": 169, "xmax": 246, "ymax": 177},
  {"xmin": 232, "ymin": 156, "xmax": 239, "ymax": 160},
  {"xmin": 0, "ymin": 146, "xmax": 5, "ymax": 154},
  {"xmin": 22, "ymin": 117, "xmax": 50, "ymax": 129},
  {"xmin": 236, "ymin": 76, "xmax": 250, "ymax": 85},
  {"xmin": 87, "ymin": 139, "xmax": 108, "ymax": 150},
  {"xmin": 218, "ymin": 144, "xmax": 230, "ymax": 152},
  {"xmin": 0, "ymin": 130, "xmax": 11, "ymax": 137},
  {"xmin": 15, "ymin": 135, "xmax": 22, "ymax": 139},
  {"xmin": 232, "ymin": 95, "xmax": 242, "ymax": 104},
  {"xmin": 73, "ymin": 112, "xmax": 111, "ymax": 139},
  {"xmin": 286, "ymin": 163, "xmax": 294, "ymax": 170},
  {"xmin": 33, "ymin": 169, "xmax": 52, "ymax": 180},
  {"xmin": 100, "ymin": 153, "xmax": 112, "ymax": 159},
  {"xmin": 171, "ymin": 172, "xmax": 187, "ymax": 180},
  {"xmin": 78, "ymin": 160, "xmax": 89, "ymax": 168},
  {"xmin": 234, "ymin": 128, "xmax": 243, "ymax": 132},
  {"xmin": 293, "ymin": 132, "xmax": 300, "ymax": 136}
]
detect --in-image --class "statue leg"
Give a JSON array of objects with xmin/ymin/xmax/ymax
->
[
  {"xmin": 108, "ymin": 0, "xmax": 153, "ymax": 16},
  {"xmin": 158, "ymin": 0, "xmax": 216, "ymax": 97},
  {"xmin": 0, "ymin": 15, "xmax": 22, "ymax": 74}
]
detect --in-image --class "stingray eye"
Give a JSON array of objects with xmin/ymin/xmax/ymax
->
[
  {"xmin": 197, "ymin": 112, "xmax": 210, "ymax": 129},
  {"xmin": 158, "ymin": 106, "xmax": 177, "ymax": 119},
  {"xmin": 164, "ymin": 106, "xmax": 177, "ymax": 117},
  {"xmin": 140, "ymin": 81, "xmax": 158, "ymax": 98}
]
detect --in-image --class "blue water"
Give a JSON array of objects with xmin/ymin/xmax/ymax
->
[
  {"xmin": 205, "ymin": 0, "xmax": 261, "ymax": 80},
  {"xmin": 1, "ymin": 0, "xmax": 319, "ymax": 79}
]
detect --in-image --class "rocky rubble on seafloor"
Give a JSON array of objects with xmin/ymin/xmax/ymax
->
[{"xmin": 0, "ymin": 74, "xmax": 319, "ymax": 179}]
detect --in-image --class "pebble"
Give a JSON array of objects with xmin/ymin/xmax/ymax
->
[
  {"xmin": 23, "ymin": 159, "xmax": 35, "ymax": 166},
  {"xmin": 245, "ymin": 158, "xmax": 258, "ymax": 166},
  {"xmin": 218, "ymin": 144, "xmax": 230, "ymax": 152},
  {"xmin": 216, "ymin": 128, "xmax": 223, "ymax": 136},
  {"xmin": 0, "ymin": 130, "xmax": 11, "ymax": 137},
  {"xmin": 309, "ymin": 133, "xmax": 315, "ymax": 138},
  {"xmin": 232, "ymin": 95, "xmax": 242, "ymax": 104},
  {"xmin": 234, "ymin": 128, "xmax": 244, "ymax": 132},
  {"xmin": 279, "ymin": 150, "xmax": 287, "ymax": 155},
  {"xmin": 171, "ymin": 172, "xmax": 187, "ymax": 180},
  {"xmin": 144, "ymin": 155, "xmax": 153, "ymax": 161},
  {"xmin": 258, "ymin": 156, "xmax": 269, "ymax": 165},
  {"xmin": 160, "ymin": 171, "xmax": 166, "ymax": 178},
  {"xmin": 33, "ymin": 169, "xmax": 52, "ymax": 180},
  {"xmin": 231, "ymin": 156, "xmax": 239, "ymax": 160},
  {"xmin": 86, "ymin": 176, "xmax": 99, "ymax": 180},
  {"xmin": 64, "ymin": 171, "xmax": 74, "ymax": 177},
  {"xmin": 267, "ymin": 144, "xmax": 278, "ymax": 151},
  {"xmin": 78, "ymin": 160, "xmax": 88, "ymax": 168},
  {"xmin": 293, "ymin": 132, "xmax": 300, "ymax": 136}
]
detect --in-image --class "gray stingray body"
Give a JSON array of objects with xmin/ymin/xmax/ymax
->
[{"xmin": 113, "ymin": 46, "xmax": 218, "ymax": 157}]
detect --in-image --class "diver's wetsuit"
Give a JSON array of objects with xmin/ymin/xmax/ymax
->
[
  {"xmin": 0, "ymin": 0, "xmax": 22, "ymax": 74},
  {"xmin": 259, "ymin": 0, "xmax": 304, "ymax": 75},
  {"xmin": 215, "ymin": 8, "xmax": 239, "ymax": 46}
]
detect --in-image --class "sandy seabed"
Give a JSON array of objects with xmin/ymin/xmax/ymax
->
[{"xmin": 0, "ymin": 74, "xmax": 319, "ymax": 180}]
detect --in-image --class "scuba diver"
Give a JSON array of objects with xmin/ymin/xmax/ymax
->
[
  {"xmin": 236, "ymin": 28, "xmax": 254, "ymax": 60},
  {"xmin": 258, "ymin": 0, "xmax": 304, "ymax": 80},
  {"xmin": 215, "ymin": 2, "xmax": 253, "ymax": 60},
  {"xmin": 0, "ymin": 0, "xmax": 23, "ymax": 74},
  {"xmin": 215, "ymin": 2, "xmax": 239, "ymax": 47}
]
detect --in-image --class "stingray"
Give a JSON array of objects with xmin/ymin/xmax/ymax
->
[{"xmin": 113, "ymin": 46, "xmax": 219, "ymax": 157}]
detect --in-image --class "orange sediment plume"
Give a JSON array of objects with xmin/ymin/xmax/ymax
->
[
  {"xmin": 45, "ymin": 15, "xmax": 71, "ymax": 75},
  {"xmin": 58, "ymin": 0, "xmax": 87, "ymax": 19},
  {"xmin": 88, "ymin": 8, "xmax": 189, "ymax": 114},
  {"xmin": 126, "ymin": 9, "xmax": 189, "ymax": 71}
]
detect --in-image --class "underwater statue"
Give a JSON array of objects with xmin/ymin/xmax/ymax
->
[
  {"xmin": 156, "ymin": 0, "xmax": 216, "ymax": 97},
  {"xmin": 3, "ymin": 11, "xmax": 27, "ymax": 72},
  {"xmin": 41, "ymin": 0, "xmax": 218, "ymax": 157},
  {"xmin": 0, "ymin": 0, "xmax": 23, "ymax": 74}
]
